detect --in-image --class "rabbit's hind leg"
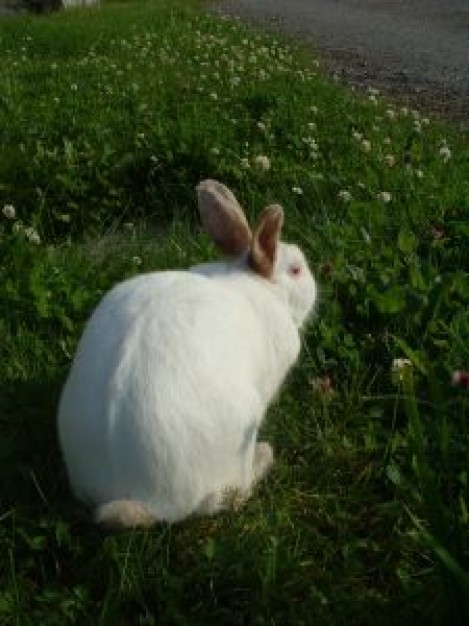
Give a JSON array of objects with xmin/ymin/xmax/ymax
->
[
  {"xmin": 253, "ymin": 442, "xmax": 274, "ymax": 483},
  {"xmin": 194, "ymin": 443, "xmax": 274, "ymax": 518}
]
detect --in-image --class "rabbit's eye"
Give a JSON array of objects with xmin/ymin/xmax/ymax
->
[{"xmin": 289, "ymin": 264, "xmax": 301, "ymax": 277}]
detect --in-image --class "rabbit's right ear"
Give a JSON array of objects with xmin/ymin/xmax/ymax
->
[
  {"xmin": 197, "ymin": 180, "xmax": 252, "ymax": 256},
  {"xmin": 248, "ymin": 205, "xmax": 284, "ymax": 279}
]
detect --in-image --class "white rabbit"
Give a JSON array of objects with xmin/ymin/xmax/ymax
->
[{"xmin": 57, "ymin": 180, "xmax": 317, "ymax": 529}]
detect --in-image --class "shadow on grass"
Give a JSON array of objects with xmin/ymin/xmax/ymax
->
[
  {"xmin": 0, "ymin": 372, "xmax": 434, "ymax": 624},
  {"xmin": 0, "ymin": 373, "xmax": 90, "ymax": 528},
  {"xmin": 0, "ymin": 373, "xmax": 120, "ymax": 621}
]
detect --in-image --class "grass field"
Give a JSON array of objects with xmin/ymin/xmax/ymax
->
[{"xmin": 1, "ymin": 1, "xmax": 469, "ymax": 623}]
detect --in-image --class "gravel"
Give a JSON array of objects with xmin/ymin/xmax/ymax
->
[{"xmin": 213, "ymin": 0, "xmax": 469, "ymax": 125}]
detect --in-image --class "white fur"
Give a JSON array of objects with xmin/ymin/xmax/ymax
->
[{"xmin": 58, "ymin": 197, "xmax": 317, "ymax": 527}]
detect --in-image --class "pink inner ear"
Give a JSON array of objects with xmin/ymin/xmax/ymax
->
[{"xmin": 289, "ymin": 265, "xmax": 301, "ymax": 277}]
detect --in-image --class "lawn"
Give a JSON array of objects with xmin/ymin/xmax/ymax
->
[{"xmin": 1, "ymin": 0, "xmax": 469, "ymax": 623}]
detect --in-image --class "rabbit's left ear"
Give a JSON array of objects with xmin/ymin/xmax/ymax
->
[
  {"xmin": 197, "ymin": 180, "xmax": 252, "ymax": 256},
  {"xmin": 249, "ymin": 205, "xmax": 284, "ymax": 279}
]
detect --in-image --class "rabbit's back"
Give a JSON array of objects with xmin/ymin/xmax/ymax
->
[{"xmin": 58, "ymin": 270, "xmax": 298, "ymax": 520}]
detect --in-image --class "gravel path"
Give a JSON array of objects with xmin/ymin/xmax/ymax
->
[{"xmin": 213, "ymin": 0, "xmax": 469, "ymax": 124}]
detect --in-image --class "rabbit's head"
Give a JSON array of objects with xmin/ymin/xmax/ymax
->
[{"xmin": 197, "ymin": 180, "xmax": 317, "ymax": 328}]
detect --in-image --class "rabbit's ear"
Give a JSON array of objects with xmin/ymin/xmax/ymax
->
[
  {"xmin": 197, "ymin": 180, "xmax": 252, "ymax": 256},
  {"xmin": 249, "ymin": 205, "xmax": 284, "ymax": 279}
]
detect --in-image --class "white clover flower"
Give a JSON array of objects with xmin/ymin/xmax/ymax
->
[
  {"xmin": 210, "ymin": 147, "xmax": 220, "ymax": 156},
  {"xmin": 386, "ymin": 109, "xmax": 397, "ymax": 120},
  {"xmin": 302, "ymin": 136, "xmax": 318, "ymax": 150},
  {"xmin": 311, "ymin": 375, "xmax": 334, "ymax": 397},
  {"xmin": 392, "ymin": 358, "xmax": 412, "ymax": 382},
  {"xmin": 384, "ymin": 154, "xmax": 396, "ymax": 167},
  {"xmin": 253, "ymin": 155, "xmax": 271, "ymax": 171},
  {"xmin": 292, "ymin": 186, "xmax": 303, "ymax": 195},
  {"xmin": 383, "ymin": 137, "xmax": 392, "ymax": 146},
  {"xmin": 392, "ymin": 358, "xmax": 411, "ymax": 371},
  {"xmin": 415, "ymin": 169, "xmax": 424, "ymax": 179},
  {"xmin": 240, "ymin": 157, "xmax": 250, "ymax": 169},
  {"xmin": 413, "ymin": 120, "xmax": 422, "ymax": 133},
  {"xmin": 377, "ymin": 191, "xmax": 392, "ymax": 203},
  {"xmin": 132, "ymin": 255, "xmax": 142, "ymax": 266},
  {"xmin": 338, "ymin": 190, "xmax": 352, "ymax": 203},
  {"xmin": 439, "ymin": 145, "xmax": 451, "ymax": 162},
  {"xmin": 24, "ymin": 226, "xmax": 41, "ymax": 245},
  {"xmin": 361, "ymin": 139, "xmax": 372, "ymax": 153},
  {"xmin": 2, "ymin": 204, "xmax": 16, "ymax": 219},
  {"xmin": 352, "ymin": 130, "xmax": 363, "ymax": 141},
  {"xmin": 310, "ymin": 105, "xmax": 318, "ymax": 114},
  {"xmin": 452, "ymin": 371, "xmax": 469, "ymax": 388}
]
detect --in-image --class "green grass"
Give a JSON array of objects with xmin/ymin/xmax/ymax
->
[{"xmin": 1, "ymin": 0, "xmax": 469, "ymax": 623}]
